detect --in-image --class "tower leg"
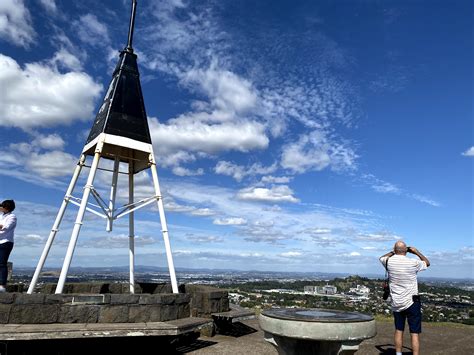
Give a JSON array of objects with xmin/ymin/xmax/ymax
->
[
  {"xmin": 27, "ymin": 155, "xmax": 86, "ymax": 294},
  {"xmin": 150, "ymin": 162, "xmax": 178, "ymax": 293},
  {"xmin": 129, "ymin": 161, "xmax": 135, "ymax": 294},
  {"xmin": 106, "ymin": 157, "xmax": 120, "ymax": 232},
  {"xmin": 55, "ymin": 151, "xmax": 102, "ymax": 294}
]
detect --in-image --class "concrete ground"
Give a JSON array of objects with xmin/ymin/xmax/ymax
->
[
  {"xmin": 185, "ymin": 318, "xmax": 474, "ymax": 355},
  {"xmin": 0, "ymin": 318, "xmax": 471, "ymax": 354}
]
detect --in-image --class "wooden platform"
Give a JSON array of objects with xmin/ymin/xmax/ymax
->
[{"xmin": 0, "ymin": 317, "xmax": 213, "ymax": 341}]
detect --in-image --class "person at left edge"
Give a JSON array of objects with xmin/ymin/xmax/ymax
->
[{"xmin": 0, "ymin": 200, "xmax": 16, "ymax": 292}]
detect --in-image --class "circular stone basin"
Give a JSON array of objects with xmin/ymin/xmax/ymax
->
[
  {"xmin": 263, "ymin": 308, "xmax": 374, "ymax": 323},
  {"xmin": 259, "ymin": 308, "xmax": 376, "ymax": 341}
]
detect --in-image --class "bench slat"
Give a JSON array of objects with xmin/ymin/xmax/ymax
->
[{"xmin": 0, "ymin": 317, "xmax": 213, "ymax": 341}]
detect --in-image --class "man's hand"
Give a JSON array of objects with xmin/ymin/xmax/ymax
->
[{"xmin": 407, "ymin": 246, "xmax": 419, "ymax": 254}]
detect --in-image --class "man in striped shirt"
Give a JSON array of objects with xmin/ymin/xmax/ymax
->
[{"xmin": 380, "ymin": 241, "xmax": 430, "ymax": 355}]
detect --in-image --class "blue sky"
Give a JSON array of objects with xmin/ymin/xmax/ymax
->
[{"xmin": 0, "ymin": 0, "xmax": 472, "ymax": 279}]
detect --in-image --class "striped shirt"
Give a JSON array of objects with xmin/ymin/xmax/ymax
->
[
  {"xmin": 380, "ymin": 254, "xmax": 427, "ymax": 312},
  {"xmin": 0, "ymin": 212, "xmax": 16, "ymax": 244}
]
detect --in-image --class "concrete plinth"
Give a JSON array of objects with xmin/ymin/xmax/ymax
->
[{"xmin": 259, "ymin": 308, "xmax": 376, "ymax": 355}]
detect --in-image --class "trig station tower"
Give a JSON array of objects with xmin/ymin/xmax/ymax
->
[{"xmin": 28, "ymin": 0, "xmax": 178, "ymax": 294}]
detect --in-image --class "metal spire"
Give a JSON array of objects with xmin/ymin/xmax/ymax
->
[{"xmin": 126, "ymin": 0, "xmax": 137, "ymax": 53}]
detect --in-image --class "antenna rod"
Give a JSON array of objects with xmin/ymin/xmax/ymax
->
[{"xmin": 126, "ymin": 0, "xmax": 137, "ymax": 52}]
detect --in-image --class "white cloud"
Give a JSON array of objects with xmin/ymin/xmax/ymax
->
[
  {"xmin": 410, "ymin": 194, "xmax": 441, "ymax": 207},
  {"xmin": 0, "ymin": 135, "xmax": 76, "ymax": 186},
  {"xmin": 259, "ymin": 78, "xmax": 356, "ymax": 137},
  {"xmin": 237, "ymin": 185, "xmax": 299, "ymax": 203},
  {"xmin": 183, "ymin": 65, "xmax": 258, "ymax": 114},
  {"xmin": 190, "ymin": 208, "xmax": 215, "ymax": 217},
  {"xmin": 242, "ymin": 226, "xmax": 287, "ymax": 244},
  {"xmin": 162, "ymin": 197, "xmax": 217, "ymax": 219},
  {"xmin": 0, "ymin": 0, "xmax": 36, "ymax": 47},
  {"xmin": 137, "ymin": 6, "xmax": 275, "ymax": 175},
  {"xmin": 280, "ymin": 251, "xmax": 302, "ymax": 257},
  {"xmin": 372, "ymin": 181, "xmax": 401, "ymax": 194},
  {"xmin": 461, "ymin": 146, "xmax": 474, "ymax": 157},
  {"xmin": 14, "ymin": 233, "xmax": 46, "ymax": 246},
  {"xmin": 0, "ymin": 54, "xmax": 102, "ymax": 130},
  {"xmin": 39, "ymin": 0, "xmax": 57, "ymax": 14},
  {"xmin": 26, "ymin": 151, "xmax": 77, "ymax": 178},
  {"xmin": 213, "ymin": 217, "xmax": 247, "ymax": 225},
  {"xmin": 349, "ymin": 251, "xmax": 361, "ymax": 257},
  {"xmin": 306, "ymin": 228, "xmax": 332, "ymax": 234},
  {"xmin": 239, "ymin": 252, "xmax": 263, "ymax": 258},
  {"xmin": 137, "ymin": 1, "xmax": 363, "ymax": 181},
  {"xmin": 361, "ymin": 174, "xmax": 440, "ymax": 207},
  {"xmin": 157, "ymin": 151, "xmax": 197, "ymax": 169},
  {"xmin": 214, "ymin": 161, "xmax": 246, "ymax": 181},
  {"xmin": 172, "ymin": 166, "xmax": 204, "ymax": 176},
  {"xmin": 362, "ymin": 174, "xmax": 401, "ymax": 194},
  {"xmin": 149, "ymin": 117, "xmax": 269, "ymax": 156},
  {"xmin": 261, "ymin": 175, "xmax": 291, "ymax": 184},
  {"xmin": 82, "ymin": 235, "xmax": 157, "ymax": 248},
  {"xmin": 51, "ymin": 32, "xmax": 88, "ymax": 69},
  {"xmin": 165, "ymin": 181, "xmax": 372, "ymax": 245},
  {"xmin": 164, "ymin": 200, "xmax": 195, "ymax": 214},
  {"xmin": 185, "ymin": 235, "xmax": 224, "ymax": 243},
  {"xmin": 214, "ymin": 161, "xmax": 277, "ymax": 182},
  {"xmin": 32, "ymin": 134, "xmax": 65, "ymax": 150},
  {"xmin": 425, "ymin": 247, "xmax": 474, "ymax": 267},
  {"xmin": 281, "ymin": 130, "xmax": 357, "ymax": 173},
  {"xmin": 143, "ymin": 1, "xmax": 225, "ymax": 72},
  {"xmin": 9, "ymin": 187, "xmax": 397, "ymax": 270},
  {"xmin": 73, "ymin": 14, "xmax": 110, "ymax": 47},
  {"xmin": 310, "ymin": 235, "xmax": 343, "ymax": 247},
  {"xmin": 356, "ymin": 232, "xmax": 401, "ymax": 242},
  {"xmin": 50, "ymin": 48, "xmax": 83, "ymax": 71}
]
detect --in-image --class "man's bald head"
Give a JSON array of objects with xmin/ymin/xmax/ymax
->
[{"xmin": 394, "ymin": 240, "xmax": 407, "ymax": 255}]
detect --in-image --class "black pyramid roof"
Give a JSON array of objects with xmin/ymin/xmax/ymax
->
[{"xmin": 86, "ymin": 0, "xmax": 152, "ymax": 146}]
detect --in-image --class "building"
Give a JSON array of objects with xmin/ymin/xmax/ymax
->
[
  {"xmin": 304, "ymin": 285, "xmax": 337, "ymax": 295},
  {"xmin": 349, "ymin": 285, "xmax": 370, "ymax": 296}
]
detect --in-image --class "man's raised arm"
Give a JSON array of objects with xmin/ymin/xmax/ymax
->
[
  {"xmin": 380, "ymin": 250, "xmax": 395, "ymax": 259},
  {"xmin": 408, "ymin": 246, "xmax": 430, "ymax": 267}
]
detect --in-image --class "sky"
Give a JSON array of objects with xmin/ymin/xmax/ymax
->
[{"xmin": 0, "ymin": 0, "xmax": 472, "ymax": 279}]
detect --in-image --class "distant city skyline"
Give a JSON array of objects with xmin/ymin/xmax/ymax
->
[{"xmin": 0, "ymin": 0, "xmax": 472, "ymax": 278}]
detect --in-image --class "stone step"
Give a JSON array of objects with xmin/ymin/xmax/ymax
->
[{"xmin": 0, "ymin": 317, "xmax": 213, "ymax": 341}]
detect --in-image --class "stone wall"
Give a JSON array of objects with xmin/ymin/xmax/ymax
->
[
  {"xmin": 0, "ymin": 283, "xmax": 230, "ymax": 324},
  {"xmin": 0, "ymin": 293, "xmax": 190, "ymax": 324},
  {"xmin": 37, "ymin": 283, "xmax": 229, "ymax": 318},
  {"xmin": 38, "ymin": 282, "xmax": 173, "ymax": 295},
  {"xmin": 184, "ymin": 285, "xmax": 229, "ymax": 317}
]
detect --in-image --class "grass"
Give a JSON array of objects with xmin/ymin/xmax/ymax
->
[{"xmin": 374, "ymin": 314, "xmax": 472, "ymax": 328}]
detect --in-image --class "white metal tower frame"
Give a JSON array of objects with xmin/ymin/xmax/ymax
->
[{"xmin": 27, "ymin": 133, "xmax": 178, "ymax": 294}]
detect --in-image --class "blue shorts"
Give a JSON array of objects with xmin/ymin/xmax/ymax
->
[{"xmin": 393, "ymin": 299, "xmax": 422, "ymax": 333}]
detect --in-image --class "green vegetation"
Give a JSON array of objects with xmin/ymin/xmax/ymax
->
[{"xmin": 220, "ymin": 275, "xmax": 473, "ymax": 325}]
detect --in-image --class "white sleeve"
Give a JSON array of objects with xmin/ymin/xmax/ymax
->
[
  {"xmin": 0, "ymin": 215, "xmax": 16, "ymax": 232},
  {"xmin": 416, "ymin": 260, "xmax": 427, "ymax": 272}
]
